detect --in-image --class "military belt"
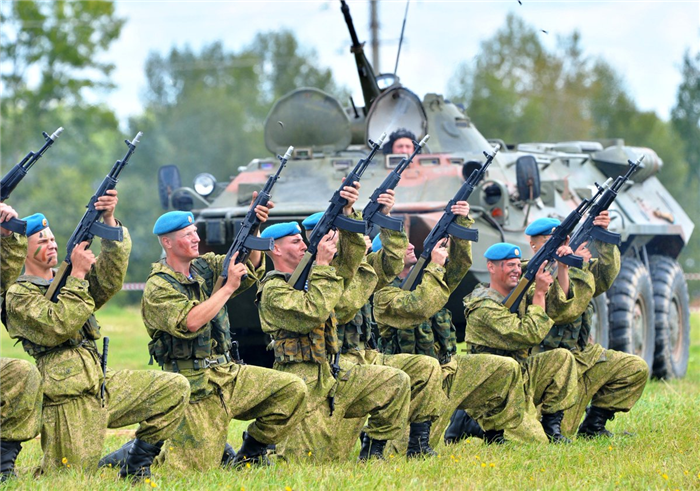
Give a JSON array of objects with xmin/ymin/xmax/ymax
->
[{"xmin": 164, "ymin": 353, "xmax": 232, "ymax": 372}]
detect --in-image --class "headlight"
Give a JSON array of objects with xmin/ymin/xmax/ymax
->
[{"xmin": 193, "ymin": 173, "xmax": 217, "ymax": 197}]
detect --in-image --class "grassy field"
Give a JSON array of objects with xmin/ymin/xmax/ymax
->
[{"xmin": 1, "ymin": 303, "xmax": 699, "ymax": 490}]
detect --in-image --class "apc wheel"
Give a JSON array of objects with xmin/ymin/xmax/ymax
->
[
  {"xmin": 649, "ymin": 256, "xmax": 690, "ymax": 379},
  {"xmin": 587, "ymin": 294, "xmax": 609, "ymax": 349},
  {"xmin": 607, "ymin": 258, "xmax": 654, "ymax": 370}
]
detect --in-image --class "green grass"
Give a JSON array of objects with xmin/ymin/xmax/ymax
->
[{"xmin": 2, "ymin": 306, "xmax": 699, "ymax": 490}]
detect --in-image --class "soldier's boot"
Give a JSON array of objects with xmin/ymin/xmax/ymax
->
[
  {"xmin": 406, "ymin": 421, "xmax": 438, "ymax": 458},
  {"xmin": 577, "ymin": 406, "xmax": 615, "ymax": 438},
  {"xmin": 357, "ymin": 434, "xmax": 387, "ymax": 462},
  {"xmin": 98, "ymin": 439, "xmax": 135, "ymax": 469},
  {"xmin": 221, "ymin": 443, "xmax": 237, "ymax": 467},
  {"xmin": 232, "ymin": 432, "xmax": 271, "ymax": 468},
  {"xmin": 119, "ymin": 439, "xmax": 163, "ymax": 481},
  {"xmin": 444, "ymin": 410, "xmax": 485, "ymax": 445},
  {"xmin": 482, "ymin": 430, "xmax": 506, "ymax": 445},
  {"xmin": 0, "ymin": 441, "xmax": 22, "ymax": 482},
  {"xmin": 541, "ymin": 411, "xmax": 571, "ymax": 444}
]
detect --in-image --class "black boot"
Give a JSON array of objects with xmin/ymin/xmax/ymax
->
[
  {"xmin": 232, "ymin": 432, "xmax": 271, "ymax": 468},
  {"xmin": 407, "ymin": 421, "xmax": 438, "ymax": 458},
  {"xmin": 444, "ymin": 410, "xmax": 485, "ymax": 444},
  {"xmin": 0, "ymin": 441, "xmax": 22, "ymax": 482},
  {"xmin": 541, "ymin": 411, "xmax": 571, "ymax": 444},
  {"xmin": 221, "ymin": 442, "xmax": 237, "ymax": 467},
  {"xmin": 578, "ymin": 406, "xmax": 615, "ymax": 438},
  {"xmin": 357, "ymin": 434, "xmax": 387, "ymax": 461},
  {"xmin": 98, "ymin": 439, "xmax": 135, "ymax": 469},
  {"xmin": 119, "ymin": 439, "xmax": 164, "ymax": 480},
  {"xmin": 483, "ymin": 429, "xmax": 506, "ymax": 445}
]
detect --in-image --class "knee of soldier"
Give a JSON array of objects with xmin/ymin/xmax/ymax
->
[
  {"xmin": 169, "ymin": 373, "xmax": 192, "ymax": 402},
  {"xmin": 629, "ymin": 355, "xmax": 650, "ymax": 382},
  {"xmin": 396, "ymin": 369, "xmax": 411, "ymax": 391}
]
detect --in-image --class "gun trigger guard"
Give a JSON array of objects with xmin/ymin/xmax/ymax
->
[
  {"xmin": 333, "ymin": 215, "xmax": 366, "ymax": 234},
  {"xmin": 88, "ymin": 222, "xmax": 124, "ymax": 242},
  {"xmin": 447, "ymin": 222, "xmax": 479, "ymax": 241},
  {"xmin": 369, "ymin": 213, "xmax": 403, "ymax": 231},
  {"xmin": 243, "ymin": 235, "xmax": 274, "ymax": 251}
]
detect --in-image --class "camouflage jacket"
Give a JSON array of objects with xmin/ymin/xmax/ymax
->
[
  {"xmin": 335, "ymin": 227, "xmax": 408, "ymax": 352},
  {"xmin": 5, "ymin": 227, "xmax": 131, "ymax": 405},
  {"xmin": 585, "ymin": 240, "xmax": 621, "ymax": 297},
  {"xmin": 141, "ymin": 252, "xmax": 263, "ymax": 368},
  {"xmin": 373, "ymin": 216, "xmax": 473, "ymax": 363},
  {"xmin": 257, "ymin": 226, "xmax": 366, "ymax": 365},
  {"xmin": 1, "ymin": 232, "xmax": 27, "ymax": 296},
  {"xmin": 463, "ymin": 283, "xmax": 553, "ymax": 363}
]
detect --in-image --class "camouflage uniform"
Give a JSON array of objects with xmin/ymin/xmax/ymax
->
[
  {"xmin": 374, "ymin": 217, "xmax": 528, "ymax": 448},
  {"xmin": 463, "ymin": 278, "xmax": 578, "ymax": 442},
  {"xmin": 532, "ymin": 241, "xmax": 648, "ymax": 436},
  {"xmin": 141, "ymin": 253, "xmax": 307, "ymax": 471},
  {"xmin": 5, "ymin": 228, "xmax": 190, "ymax": 472},
  {"xmin": 1, "ymin": 233, "xmax": 43, "ymax": 445},
  {"xmin": 258, "ymin": 225, "xmax": 410, "ymax": 461}
]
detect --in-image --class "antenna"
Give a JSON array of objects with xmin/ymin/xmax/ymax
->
[{"xmin": 394, "ymin": 0, "xmax": 411, "ymax": 75}]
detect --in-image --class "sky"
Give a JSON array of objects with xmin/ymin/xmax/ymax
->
[{"xmin": 101, "ymin": 0, "xmax": 700, "ymax": 127}]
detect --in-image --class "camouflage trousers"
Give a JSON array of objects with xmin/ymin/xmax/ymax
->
[
  {"xmin": 330, "ymin": 350, "xmax": 446, "ymax": 459},
  {"xmin": 561, "ymin": 345, "xmax": 648, "ymax": 436},
  {"xmin": 159, "ymin": 362, "xmax": 307, "ymax": 471},
  {"xmin": 274, "ymin": 357, "xmax": 410, "ymax": 462},
  {"xmin": 0, "ymin": 357, "xmax": 42, "ymax": 442},
  {"xmin": 40, "ymin": 367, "xmax": 189, "ymax": 472},
  {"xmin": 505, "ymin": 348, "xmax": 578, "ymax": 443}
]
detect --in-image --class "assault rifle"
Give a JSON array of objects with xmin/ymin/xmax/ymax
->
[
  {"xmin": 212, "ymin": 146, "xmax": 293, "ymax": 293},
  {"xmin": 45, "ymin": 132, "xmax": 142, "ymax": 302},
  {"xmin": 401, "ymin": 145, "xmax": 499, "ymax": 291},
  {"xmin": 502, "ymin": 196, "xmax": 603, "ymax": 315},
  {"xmin": 288, "ymin": 133, "xmax": 386, "ymax": 291},
  {"xmin": 362, "ymin": 135, "xmax": 430, "ymax": 234},
  {"xmin": 101, "ymin": 337, "xmax": 109, "ymax": 407},
  {"xmin": 0, "ymin": 127, "xmax": 64, "ymax": 234},
  {"xmin": 569, "ymin": 155, "xmax": 643, "ymax": 251}
]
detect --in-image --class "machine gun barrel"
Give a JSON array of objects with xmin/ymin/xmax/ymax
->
[
  {"xmin": 362, "ymin": 134, "xmax": 429, "ymax": 233},
  {"xmin": 213, "ymin": 146, "xmax": 293, "ymax": 293},
  {"xmin": 45, "ymin": 133, "xmax": 142, "ymax": 302},
  {"xmin": 0, "ymin": 127, "xmax": 64, "ymax": 234}
]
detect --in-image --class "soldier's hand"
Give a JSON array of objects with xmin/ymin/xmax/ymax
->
[
  {"xmin": 575, "ymin": 242, "xmax": 593, "ymax": 263},
  {"xmin": 364, "ymin": 235, "xmax": 372, "ymax": 254},
  {"xmin": 70, "ymin": 241, "xmax": 96, "ymax": 279},
  {"xmin": 0, "ymin": 203, "xmax": 18, "ymax": 236},
  {"xmin": 451, "ymin": 200, "xmax": 470, "ymax": 217},
  {"xmin": 534, "ymin": 260, "xmax": 553, "ymax": 294},
  {"xmin": 316, "ymin": 230, "xmax": 338, "ymax": 266},
  {"xmin": 340, "ymin": 180, "xmax": 361, "ymax": 216},
  {"xmin": 555, "ymin": 244, "xmax": 574, "ymax": 269},
  {"xmin": 95, "ymin": 190, "xmax": 118, "ymax": 227},
  {"xmin": 377, "ymin": 189, "xmax": 395, "ymax": 215},
  {"xmin": 430, "ymin": 239, "xmax": 449, "ymax": 266},
  {"xmin": 593, "ymin": 210, "xmax": 611, "ymax": 230},
  {"xmin": 225, "ymin": 251, "xmax": 248, "ymax": 292},
  {"xmin": 251, "ymin": 191, "xmax": 274, "ymax": 223}
]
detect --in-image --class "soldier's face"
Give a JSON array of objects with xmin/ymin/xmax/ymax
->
[
  {"xmin": 169, "ymin": 225, "xmax": 200, "ymax": 260},
  {"xmin": 529, "ymin": 235, "xmax": 548, "ymax": 253},
  {"xmin": 276, "ymin": 234, "xmax": 307, "ymax": 267},
  {"xmin": 489, "ymin": 258, "xmax": 522, "ymax": 290},
  {"xmin": 27, "ymin": 228, "xmax": 58, "ymax": 269},
  {"xmin": 392, "ymin": 137, "xmax": 414, "ymax": 155},
  {"xmin": 404, "ymin": 243, "xmax": 417, "ymax": 266}
]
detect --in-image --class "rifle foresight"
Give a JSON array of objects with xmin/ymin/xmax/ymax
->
[
  {"xmin": 280, "ymin": 146, "xmax": 293, "ymax": 161},
  {"xmin": 370, "ymin": 132, "xmax": 387, "ymax": 149},
  {"xmin": 49, "ymin": 127, "xmax": 64, "ymax": 141}
]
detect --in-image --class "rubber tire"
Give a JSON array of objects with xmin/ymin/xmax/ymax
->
[
  {"xmin": 649, "ymin": 256, "xmax": 690, "ymax": 379},
  {"xmin": 607, "ymin": 258, "xmax": 655, "ymax": 370},
  {"xmin": 588, "ymin": 294, "xmax": 609, "ymax": 349}
]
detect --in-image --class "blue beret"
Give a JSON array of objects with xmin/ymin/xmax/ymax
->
[
  {"xmin": 261, "ymin": 221, "xmax": 302, "ymax": 240},
  {"xmin": 371, "ymin": 234, "xmax": 383, "ymax": 252},
  {"xmin": 301, "ymin": 212, "xmax": 324, "ymax": 231},
  {"xmin": 23, "ymin": 213, "xmax": 50, "ymax": 236},
  {"xmin": 525, "ymin": 217, "xmax": 561, "ymax": 237},
  {"xmin": 484, "ymin": 243, "xmax": 521, "ymax": 261},
  {"xmin": 153, "ymin": 211, "xmax": 195, "ymax": 235}
]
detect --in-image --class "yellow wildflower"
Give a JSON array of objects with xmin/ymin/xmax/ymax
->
[
  {"xmin": 489, "ymin": 463, "xmax": 495, "ymax": 468},
  {"xmin": 307, "ymin": 451, "xmax": 312, "ymax": 457},
  {"xmin": 151, "ymin": 482, "xmax": 157, "ymax": 488},
  {"xmin": 66, "ymin": 464, "xmax": 71, "ymax": 468},
  {"xmin": 145, "ymin": 478, "xmax": 151, "ymax": 483},
  {"xmin": 662, "ymin": 474, "xmax": 668, "ymax": 480},
  {"xmin": 608, "ymin": 445, "xmax": 613, "ymax": 451},
  {"xmin": 246, "ymin": 463, "xmax": 251, "ymax": 469},
  {"xmin": 285, "ymin": 487, "xmax": 293, "ymax": 491},
  {"xmin": 61, "ymin": 457, "xmax": 68, "ymax": 465},
  {"xmin": 481, "ymin": 463, "xmax": 486, "ymax": 468},
  {"xmin": 465, "ymin": 439, "xmax": 470, "ymax": 444}
]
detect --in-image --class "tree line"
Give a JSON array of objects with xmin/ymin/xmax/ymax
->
[{"xmin": 2, "ymin": 3, "xmax": 698, "ymax": 301}]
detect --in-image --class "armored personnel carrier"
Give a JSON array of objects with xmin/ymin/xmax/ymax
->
[{"xmin": 158, "ymin": 1, "xmax": 693, "ymax": 378}]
